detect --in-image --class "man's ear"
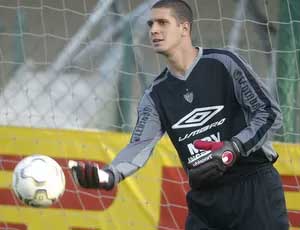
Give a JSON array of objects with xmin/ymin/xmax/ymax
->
[{"xmin": 182, "ymin": 21, "xmax": 191, "ymax": 36}]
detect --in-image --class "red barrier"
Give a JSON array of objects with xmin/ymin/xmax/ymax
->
[{"xmin": 0, "ymin": 223, "xmax": 27, "ymax": 230}]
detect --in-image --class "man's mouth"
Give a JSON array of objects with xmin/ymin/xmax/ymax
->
[{"xmin": 152, "ymin": 38, "xmax": 164, "ymax": 44}]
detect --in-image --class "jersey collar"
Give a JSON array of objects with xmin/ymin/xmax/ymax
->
[{"xmin": 167, "ymin": 46, "xmax": 203, "ymax": 81}]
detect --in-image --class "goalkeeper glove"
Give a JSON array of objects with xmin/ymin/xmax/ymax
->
[
  {"xmin": 188, "ymin": 140, "xmax": 241, "ymax": 189},
  {"xmin": 68, "ymin": 160, "xmax": 114, "ymax": 190}
]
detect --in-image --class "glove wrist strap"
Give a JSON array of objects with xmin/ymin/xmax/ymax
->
[
  {"xmin": 231, "ymin": 137, "xmax": 244, "ymax": 157},
  {"xmin": 102, "ymin": 169, "xmax": 115, "ymax": 190}
]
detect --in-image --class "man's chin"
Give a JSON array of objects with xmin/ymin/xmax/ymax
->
[{"xmin": 153, "ymin": 47, "xmax": 167, "ymax": 55}]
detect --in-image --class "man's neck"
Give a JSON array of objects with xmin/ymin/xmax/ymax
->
[{"xmin": 166, "ymin": 46, "xmax": 198, "ymax": 77}]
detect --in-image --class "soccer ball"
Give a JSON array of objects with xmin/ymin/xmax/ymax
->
[{"xmin": 12, "ymin": 154, "xmax": 65, "ymax": 207}]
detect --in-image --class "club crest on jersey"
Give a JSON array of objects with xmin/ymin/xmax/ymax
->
[
  {"xmin": 184, "ymin": 90, "xmax": 194, "ymax": 103},
  {"xmin": 172, "ymin": 105, "xmax": 224, "ymax": 129}
]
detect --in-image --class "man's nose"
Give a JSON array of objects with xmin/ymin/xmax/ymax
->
[{"xmin": 150, "ymin": 23, "xmax": 159, "ymax": 35}]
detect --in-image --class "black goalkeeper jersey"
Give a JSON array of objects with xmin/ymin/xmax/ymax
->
[{"xmin": 108, "ymin": 47, "xmax": 282, "ymax": 184}]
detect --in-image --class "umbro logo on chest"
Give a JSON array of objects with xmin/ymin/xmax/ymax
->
[{"xmin": 172, "ymin": 105, "xmax": 224, "ymax": 129}]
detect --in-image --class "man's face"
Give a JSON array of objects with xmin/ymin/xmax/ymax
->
[{"xmin": 147, "ymin": 8, "xmax": 185, "ymax": 55}]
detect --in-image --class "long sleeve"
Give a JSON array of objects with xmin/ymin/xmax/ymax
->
[
  {"xmin": 229, "ymin": 52, "xmax": 283, "ymax": 157},
  {"xmin": 107, "ymin": 91, "xmax": 165, "ymax": 184}
]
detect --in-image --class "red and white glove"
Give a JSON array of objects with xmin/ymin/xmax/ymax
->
[
  {"xmin": 68, "ymin": 160, "xmax": 114, "ymax": 190},
  {"xmin": 188, "ymin": 140, "xmax": 241, "ymax": 189}
]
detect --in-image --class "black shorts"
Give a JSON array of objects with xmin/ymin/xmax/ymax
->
[{"xmin": 185, "ymin": 164, "xmax": 289, "ymax": 230}]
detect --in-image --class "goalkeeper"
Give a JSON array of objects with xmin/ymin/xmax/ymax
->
[{"xmin": 69, "ymin": 0, "xmax": 289, "ymax": 229}]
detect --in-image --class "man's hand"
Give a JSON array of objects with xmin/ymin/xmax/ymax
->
[
  {"xmin": 188, "ymin": 140, "xmax": 240, "ymax": 189},
  {"xmin": 68, "ymin": 160, "xmax": 114, "ymax": 190}
]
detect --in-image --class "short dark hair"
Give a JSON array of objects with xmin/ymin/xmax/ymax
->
[{"xmin": 152, "ymin": 0, "xmax": 193, "ymax": 29}]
